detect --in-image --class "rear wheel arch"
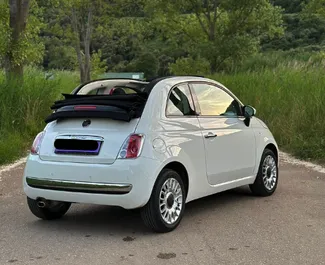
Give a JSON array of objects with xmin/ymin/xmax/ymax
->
[
  {"xmin": 141, "ymin": 162, "xmax": 188, "ymax": 232},
  {"xmin": 160, "ymin": 161, "xmax": 189, "ymax": 198}
]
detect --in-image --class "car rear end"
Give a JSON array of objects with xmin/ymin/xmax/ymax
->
[{"xmin": 23, "ymin": 80, "xmax": 159, "ymax": 209}]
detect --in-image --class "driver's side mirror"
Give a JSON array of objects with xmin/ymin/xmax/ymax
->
[{"xmin": 244, "ymin": 105, "xmax": 256, "ymax": 118}]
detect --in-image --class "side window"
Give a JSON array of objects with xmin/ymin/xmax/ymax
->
[
  {"xmin": 166, "ymin": 84, "xmax": 196, "ymax": 116},
  {"xmin": 191, "ymin": 83, "xmax": 242, "ymax": 117}
]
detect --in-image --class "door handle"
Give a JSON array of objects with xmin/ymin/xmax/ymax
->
[{"xmin": 204, "ymin": 132, "xmax": 217, "ymax": 139}]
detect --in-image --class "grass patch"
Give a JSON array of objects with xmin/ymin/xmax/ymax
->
[{"xmin": 0, "ymin": 68, "xmax": 79, "ymax": 164}]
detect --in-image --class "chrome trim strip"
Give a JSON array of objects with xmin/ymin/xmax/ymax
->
[
  {"xmin": 55, "ymin": 135, "xmax": 104, "ymax": 142},
  {"xmin": 26, "ymin": 177, "xmax": 132, "ymax": 195}
]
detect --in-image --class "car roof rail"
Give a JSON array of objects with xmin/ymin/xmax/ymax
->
[
  {"xmin": 144, "ymin": 75, "xmax": 206, "ymax": 94},
  {"xmin": 146, "ymin": 75, "xmax": 205, "ymax": 82}
]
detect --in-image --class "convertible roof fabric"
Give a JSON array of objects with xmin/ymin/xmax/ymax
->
[
  {"xmin": 44, "ymin": 76, "xmax": 179, "ymax": 123},
  {"xmin": 45, "ymin": 93, "xmax": 148, "ymax": 123}
]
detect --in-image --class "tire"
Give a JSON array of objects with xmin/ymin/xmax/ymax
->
[
  {"xmin": 250, "ymin": 149, "xmax": 279, "ymax": 197},
  {"xmin": 27, "ymin": 197, "xmax": 71, "ymax": 220},
  {"xmin": 141, "ymin": 169, "xmax": 186, "ymax": 233}
]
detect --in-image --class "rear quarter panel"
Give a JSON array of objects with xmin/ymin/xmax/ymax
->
[{"xmin": 135, "ymin": 82, "xmax": 208, "ymax": 202}]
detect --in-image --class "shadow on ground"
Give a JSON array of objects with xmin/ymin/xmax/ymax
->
[{"xmin": 27, "ymin": 186, "xmax": 258, "ymax": 236}]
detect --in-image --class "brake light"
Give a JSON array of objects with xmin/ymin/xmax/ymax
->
[
  {"xmin": 74, "ymin": 106, "xmax": 97, "ymax": 110},
  {"xmin": 118, "ymin": 134, "xmax": 144, "ymax": 159},
  {"xmin": 31, "ymin": 132, "xmax": 44, "ymax": 155}
]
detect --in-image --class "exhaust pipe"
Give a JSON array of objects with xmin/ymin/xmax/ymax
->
[{"xmin": 36, "ymin": 198, "xmax": 48, "ymax": 208}]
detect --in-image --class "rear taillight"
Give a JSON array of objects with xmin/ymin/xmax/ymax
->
[
  {"xmin": 118, "ymin": 134, "xmax": 145, "ymax": 159},
  {"xmin": 31, "ymin": 132, "xmax": 44, "ymax": 155}
]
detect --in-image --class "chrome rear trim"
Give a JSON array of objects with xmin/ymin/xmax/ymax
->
[{"xmin": 26, "ymin": 177, "xmax": 132, "ymax": 195}]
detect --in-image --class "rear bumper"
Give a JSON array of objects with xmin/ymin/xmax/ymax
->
[
  {"xmin": 23, "ymin": 155, "xmax": 161, "ymax": 209},
  {"xmin": 26, "ymin": 177, "xmax": 133, "ymax": 195}
]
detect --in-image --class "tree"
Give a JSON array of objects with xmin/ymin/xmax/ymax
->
[
  {"xmin": 37, "ymin": 0, "xmax": 159, "ymax": 77},
  {"xmin": 71, "ymin": 2, "xmax": 93, "ymax": 83},
  {"xmin": 0, "ymin": 0, "xmax": 44, "ymax": 79},
  {"xmin": 6, "ymin": 0, "xmax": 31, "ymax": 78},
  {"xmin": 44, "ymin": 0, "xmax": 107, "ymax": 83},
  {"xmin": 146, "ymin": 0, "xmax": 284, "ymax": 73}
]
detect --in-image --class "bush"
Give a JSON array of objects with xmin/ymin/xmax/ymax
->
[
  {"xmin": 169, "ymin": 57, "xmax": 210, "ymax": 76},
  {"xmin": 127, "ymin": 52, "xmax": 159, "ymax": 80}
]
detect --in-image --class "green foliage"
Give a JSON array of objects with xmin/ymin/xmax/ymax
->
[
  {"xmin": 262, "ymin": 0, "xmax": 325, "ymax": 51},
  {"xmin": 1, "ymin": 0, "xmax": 325, "ymax": 164},
  {"xmin": 96, "ymin": 16, "xmax": 155, "ymax": 73},
  {"xmin": 0, "ymin": 2, "xmax": 10, "ymax": 61},
  {"xmin": 146, "ymin": 0, "xmax": 284, "ymax": 72},
  {"xmin": 303, "ymin": 0, "xmax": 325, "ymax": 17},
  {"xmin": 0, "ymin": 0, "xmax": 44, "ymax": 69},
  {"xmin": 262, "ymin": 13, "xmax": 325, "ymax": 51},
  {"xmin": 214, "ymin": 66, "xmax": 325, "ymax": 163},
  {"xmin": 169, "ymin": 57, "xmax": 210, "ymax": 76},
  {"xmin": 2, "ymin": 61, "xmax": 325, "ymax": 164},
  {"xmin": 46, "ymin": 44, "xmax": 78, "ymax": 70},
  {"xmin": 126, "ymin": 52, "xmax": 159, "ymax": 79},
  {"xmin": 91, "ymin": 50, "xmax": 107, "ymax": 79},
  {"xmin": 271, "ymin": 0, "xmax": 306, "ymax": 13},
  {"xmin": 225, "ymin": 50, "xmax": 325, "ymax": 73},
  {"xmin": 0, "ymin": 67, "xmax": 79, "ymax": 164}
]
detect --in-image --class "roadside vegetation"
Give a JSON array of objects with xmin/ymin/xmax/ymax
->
[
  {"xmin": 0, "ymin": 0, "xmax": 324, "ymax": 164},
  {"xmin": 0, "ymin": 69, "xmax": 78, "ymax": 164},
  {"xmin": 1, "ymin": 55, "xmax": 324, "ymax": 164},
  {"xmin": 216, "ymin": 65, "xmax": 325, "ymax": 163}
]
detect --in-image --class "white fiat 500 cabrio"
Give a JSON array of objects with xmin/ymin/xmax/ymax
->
[{"xmin": 23, "ymin": 76, "xmax": 279, "ymax": 233}]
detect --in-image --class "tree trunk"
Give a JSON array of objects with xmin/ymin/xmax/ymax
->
[
  {"xmin": 83, "ymin": 8, "xmax": 93, "ymax": 83},
  {"xmin": 71, "ymin": 6, "xmax": 93, "ymax": 84},
  {"xmin": 210, "ymin": 58, "xmax": 217, "ymax": 73},
  {"xmin": 5, "ymin": 0, "xmax": 30, "ymax": 81}
]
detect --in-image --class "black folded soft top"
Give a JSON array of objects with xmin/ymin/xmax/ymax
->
[
  {"xmin": 44, "ymin": 77, "xmax": 178, "ymax": 124},
  {"xmin": 45, "ymin": 93, "xmax": 148, "ymax": 123}
]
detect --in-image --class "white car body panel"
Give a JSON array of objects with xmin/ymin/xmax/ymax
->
[
  {"xmin": 39, "ymin": 118, "xmax": 140, "ymax": 164},
  {"xmin": 24, "ymin": 155, "xmax": 160, "ymax": 209},
  {"xmin": 23, "ymin": 76, "xmax": 278, "ymax": 209},
  {"xmin": 197, "ymin": 116, "xmax": 256, "ymax": 185}
]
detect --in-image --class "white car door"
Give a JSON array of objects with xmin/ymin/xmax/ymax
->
[{"xmin": 189, "ymin": 82, "xmax": 256, "ymax": 186}]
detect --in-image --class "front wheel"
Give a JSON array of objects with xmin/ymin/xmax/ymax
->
[
  {"xmin": 250, "ymin": 149, "xmax": 279, "ymax": 196},
  {"xmin": 141, "ymin": 169, "xmax": 186, "ymax": 233},
  {"xmin": 27, "ymin": 197, "xmax": 71, "ymax": 220}
]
